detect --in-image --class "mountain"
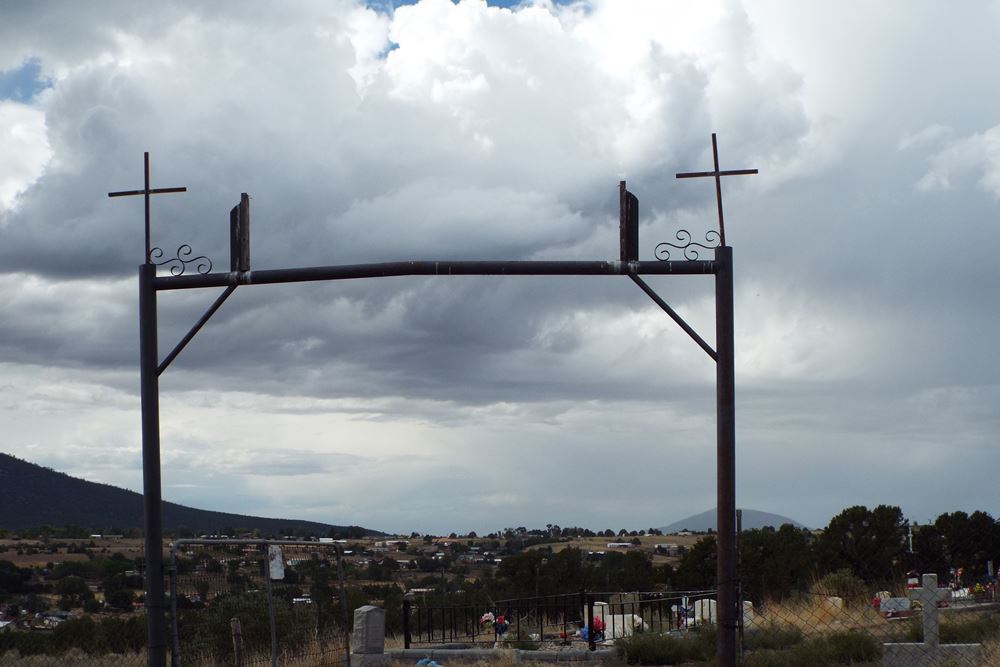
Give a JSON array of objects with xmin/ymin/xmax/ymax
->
[
  {"xmin": 0, "ymin": 453, "xmax": 383, "ymax": 537},
  {"xmin": 659, "ymin": 508, "xmax": 808, "ymax": 534}
]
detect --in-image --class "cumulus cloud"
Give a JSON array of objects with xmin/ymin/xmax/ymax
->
[
  {"xmin": 914, "ymin": 125, "xmax": 1000, "ymax": 196},
  {"xmin": 0, "ymin": 0, "xmax": 997, "ymax": 532},
  {"xmin": 0, "ymin": 101, "xmax": 51, "ymax": 209}
]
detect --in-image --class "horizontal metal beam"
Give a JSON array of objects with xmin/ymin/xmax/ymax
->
[{"xmin": 154, "ymin": 259, "xmax": 718, "ymax": 291}]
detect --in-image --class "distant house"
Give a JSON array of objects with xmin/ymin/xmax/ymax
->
[{"xmin": 607, "ymin": 542, "xmax": 633, "ymax": 549}]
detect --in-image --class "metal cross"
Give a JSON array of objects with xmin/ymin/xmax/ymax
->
[
  {"xmin": 108, "ymin": 151, "xmax": 187, "ymax": 263},
  {"xmin": 676, "ymin": 133, "xmax": 757, "ymax": 247}
]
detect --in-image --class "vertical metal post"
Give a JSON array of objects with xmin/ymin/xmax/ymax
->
[
  {"xmin": 140, "ymin": 263, "xmax": 167, "ymax": 667},
  {"xmin": 169, "ymin": 546, "xmax": 181, "ymax": 667},
  {"xmin": 736, "ymin": 509, "xmax": 744, "ymax": 665},
  {"xmin": 262, "ymin": 546, "xmax": 277, "ymax": 667},
  {"xmin": 715, "ymin": 246, "xmax": 736, "ymax": 666},
  {"xmin": 337, "ymin": 553, "xmax": 350, "ymax": 667}
]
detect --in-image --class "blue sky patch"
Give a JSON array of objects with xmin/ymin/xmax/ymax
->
[{"xmin": 0, "ymin": 59, "xmax": 51, "ymax": 103}]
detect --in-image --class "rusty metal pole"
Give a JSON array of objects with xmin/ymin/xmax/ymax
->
[
  {"xmin": 140, "ymin": 263, "xmax": 167, "ymax": 667},
  {"xmin": 715, "ymin": 246, "xmax": 736, "ymax": 666}
]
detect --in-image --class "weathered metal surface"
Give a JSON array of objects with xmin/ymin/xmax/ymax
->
[
  {"xmin": 108, "ymin": 152, "xmax": 186, "ymax": 262},
  {"xmin": 230, "ymin": 193, "xmax": 251, "ymax": 272},
  {"xmin": 149, "ymin": 244, "xmax": 213, "ymax": 276},
  {"xmin": 675, "ymin": 133, "xmax": 757, "ymax": 247},
  {"xmin": 139, "ymin": 264, "xmax": 168, "ymax": 667},
  {"xmin": 153, "ymin": 259, "xmax": 719, "ymax": 291},
  {"xmin": 715, "ymin": 246, "xmax": 737, "ymax": 667},
  {"xmin": 629, "ymin": 275, "xmax": 717, "ymax": 361},
  {"xmin": 157, "ymin": 285, "xmax": 237, "ymax": 376},
  {"xmin": 619, "ymin": 181, "xmax": 639, "ymax": 262}
]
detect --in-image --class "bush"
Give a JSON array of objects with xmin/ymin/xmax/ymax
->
[
  {"xmin": 825, "ymin": 630, "xmax": 882, "ymax": 663},
  {"xmin": 744, "ymin": 625, "xmax": 804, "ymax": 651},
  {"xmin": 744, "ymin": 630, "xmax": 881, "ymax": 667},
  {"xmin": 811, "ymin": 569, "xmax": 868, "ymax": 603},
  {"xmin": 615, "ymin": 628, "xmax": 715, "ymax": 665}
]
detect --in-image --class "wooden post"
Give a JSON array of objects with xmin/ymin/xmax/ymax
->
[{"xmin": 230, "ymin": 618, "xmax": 244, "ymax": 667}]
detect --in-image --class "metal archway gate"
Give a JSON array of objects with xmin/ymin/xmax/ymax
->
[{"xmin": 111, "ymin": 136, "xmax": 755, "ymax": 667}]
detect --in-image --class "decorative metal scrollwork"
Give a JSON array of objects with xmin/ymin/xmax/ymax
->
[
  {"xmin": 149, "ymin": 245, "xmax": 213, "ymax": 276},
  {"xmin": 654, "ymin": 229, "xmax": 721, "ymax": 261}
]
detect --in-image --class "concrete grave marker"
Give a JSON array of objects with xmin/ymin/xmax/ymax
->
[
  {"xmin": 882, "ymin": 573, "xmax": 981, "ymax": 667},
  {"xmin": 353, "ymin": 605, "xmax": 385, "ymax": 655}
]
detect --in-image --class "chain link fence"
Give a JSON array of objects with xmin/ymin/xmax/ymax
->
[
  {"xmin": 168, "ymin": 539, "xmax": 350, "ymax": 666},
  {"xmin": 737, "ymin": 574, "xmax": 999, "ymax": 666}
]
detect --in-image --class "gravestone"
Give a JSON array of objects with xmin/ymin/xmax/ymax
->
[
  {"xmin": 742, "ymin": 600, "xmax": 755, "ymax": 627},
  {"xmin": 693, "ymin": 598, "xmax": 717, "ymax": 625},
  {"xmin": 883, "ymin": 573, "xmax": 981, "ymax": 667},
  {"xmin": 353, "ymin": 605, "xmax": 385, "ymax": 654}
]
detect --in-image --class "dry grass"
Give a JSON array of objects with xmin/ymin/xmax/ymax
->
[
  {"xmin": 749, "ymin": 595, "xmax": 888, "ymax": 638},
  {"xmin": 0, "ymin": 649, "xmax": 144, "ymax": 666}
]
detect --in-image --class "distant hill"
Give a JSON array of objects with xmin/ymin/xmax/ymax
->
[
  {"xmin": 0, "ymin": 453, "xmax": 383, "ymax": 537},
  {"xmin": 660, "ymin": 508, "xmax": 807, "ymax": 534}
]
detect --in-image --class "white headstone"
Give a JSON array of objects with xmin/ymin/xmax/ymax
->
[
  {"xmin": 693, "ymin": 598, "xmax": 717, "ymax": 624},
  {"xmin": 909, "ymin": 573, "xmax": 950, "ymax": 648},
  {"xmin": 742, "ymin": 600, "xmax": 754, "ymax": 626},
  {"xmin": 267, "ymin": 545, "xmax": 285, "ymax": 580}
]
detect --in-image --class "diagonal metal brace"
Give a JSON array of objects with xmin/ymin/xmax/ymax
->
[
  {"xmin": 157, "ymin": 285, "xmax": 237, "ymax": 376},
  {"xmin": 629, "ymin": 274, "xmax": 717, "ymax": 362}
]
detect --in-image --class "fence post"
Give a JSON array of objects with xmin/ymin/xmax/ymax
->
[
  {"xmin": 230, "ymin": 618, "xmax": 244, "ymax": 667},
  {"xmin": 168, "ymin": 555, "xmax": 181, "ymax": 667},
  {"xmin": 336, "ymin": 550, "xmax": 350, "ymax": 667},
  {"xmin": 586, "ymin": 593, "xmax": 595, "ymax": 652},
  {"xmin": 261, "ymin": 546, "xmax": 278, "ymax": 667},
  {"xmin": 403, "ymin": 595, "xmax": 412, "ymax": 649}
]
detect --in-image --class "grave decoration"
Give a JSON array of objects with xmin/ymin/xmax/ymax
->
[
  {"xmin": 480, "ymin": 611, "xmax": 508, "ymax": 636},
  {"xmin": 579, "ymin": 615, "xmax": 605, "ymax": 642}
]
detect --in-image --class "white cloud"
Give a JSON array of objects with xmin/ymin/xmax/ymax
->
[
  {"xmin": 0, "ymin": 0, "xmax": 998, "ymax": 532},
  {"xmin": 0, "ymin": 101, "xmax": 51, "ymax": 210},
  {"xmin": 916, "ymin": 125, "xmax": 1000, "ymax": 196}
]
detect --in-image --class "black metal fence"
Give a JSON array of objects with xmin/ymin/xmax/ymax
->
[
  {"xmin": 402, "ymin": 589, "xmax": 718, "ymax": 651},
  {"xmin": 168, "ymin": 539, "xmax": 350, "ymax": 666}
]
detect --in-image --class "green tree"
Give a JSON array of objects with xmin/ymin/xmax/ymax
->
[
  {"xmin": 817, "ymin": 505, "xmax": 905, "ymax": 582},
  {"xmin": 56, "ymin": 575, "xmax": 94, "ymax": 609},
  {"xmin": 739, "ymin": 524, "xmax": 815, "ymax": 603},
  {"xmin": 674, "ymin": 536, "xmax": 716, "ymax": 590}
]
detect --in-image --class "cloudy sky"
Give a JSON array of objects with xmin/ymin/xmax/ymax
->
[{"xmin": 1, "ymin": 0, "xmax": 998, "ymax": 535}]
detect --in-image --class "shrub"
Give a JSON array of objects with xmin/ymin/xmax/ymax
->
[
  {"xmin": 744, "ymin": 625, "xmax": 804, "ymax": 651},
  {"xmin": 744, "ymin": 629, "xmax": 881, "ymax": 666},
  {"xmin": 615, "ymin": 629, "xmax": 714, "ymax": 665},
  {"xmin": 811, "ymin": 569, "xmax": 868, "ymax": 603},
  {"xmin": 824, "ymin": 630, "xmax": 881, "ymax": 663}
]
